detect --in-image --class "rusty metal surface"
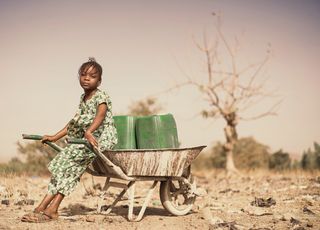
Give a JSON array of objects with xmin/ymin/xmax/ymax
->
[{"xmin": 93, "ymin": 146, "xmax": 206, "ymax": 177}]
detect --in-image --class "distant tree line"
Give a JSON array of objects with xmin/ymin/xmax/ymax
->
[
  {"xmin": 0, "ymin": 139, "xmax": 65, "ymax": 175},
  {"xmin": 193, "ymin": 137, "xmax": 320, "ymax": 171}
]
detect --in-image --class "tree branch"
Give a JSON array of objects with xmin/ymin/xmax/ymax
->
[{"xmin": 239, "ymin": 99, "xmax": 282, "ymax": 121}]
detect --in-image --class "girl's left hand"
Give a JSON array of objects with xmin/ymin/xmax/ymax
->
[{"xmin": 84, "ymin": 131, "xmax": 98, "ymax": 148}]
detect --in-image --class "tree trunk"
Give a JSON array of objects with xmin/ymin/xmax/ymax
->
[
  {"xmin": 223, "ymin": 122, "xmax": 238, "ymax": 173},
  {"xmin": 225, "ymin": 148, "xmax": 237, "ymax": 172}
]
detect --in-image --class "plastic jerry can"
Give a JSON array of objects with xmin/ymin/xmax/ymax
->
[
  {"xmin": 113, "ymin": 115, "xmax": 137, "ymax": 149},
  {"xmin": 135, "ymin": 114, "xmax": 179, "ymax": 149}
]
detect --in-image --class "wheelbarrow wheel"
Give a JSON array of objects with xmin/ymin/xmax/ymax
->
[{"xmin": 160, "ymin": 176, "xmax": 196, "ymax": 216}]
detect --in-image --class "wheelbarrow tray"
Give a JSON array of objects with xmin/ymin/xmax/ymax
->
[{"xmin": 91, "ymin": 146, "xmax": 206, "ymax": 177}]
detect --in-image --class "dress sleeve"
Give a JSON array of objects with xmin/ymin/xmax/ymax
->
[{"xmin": 96, "ymin": 90, "xmax": 109, "ymax": 106}]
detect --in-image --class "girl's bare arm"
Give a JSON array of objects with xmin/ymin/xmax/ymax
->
[
  {"xmin": 41, "ymin": 124, "xmax": 68, "ymax": 143},
  {"xmin": 85, "ymin": 103, "xmax": 107, "ymax": 147}
]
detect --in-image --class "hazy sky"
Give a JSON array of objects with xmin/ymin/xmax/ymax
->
[{"xmin": 1, "ymin": 0, "xmax": 319, "ymax": 162}]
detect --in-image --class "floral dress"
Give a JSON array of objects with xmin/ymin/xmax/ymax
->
[{"xmin": 47, "ymin": 89, "xmax": 118, "ymax": 196}]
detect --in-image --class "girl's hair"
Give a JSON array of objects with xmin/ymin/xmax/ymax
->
[{"xmin": 78, "ymin": 57, "xmax": 103, "ymax": 80}]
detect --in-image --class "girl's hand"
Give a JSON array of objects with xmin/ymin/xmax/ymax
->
[
  {"xmin": 41, "ymin": 135, "xmax": 58, "ymax": 143},
  {"xmin": 84, "ymin": 131, "xmax": 98, "ymax": 148}
]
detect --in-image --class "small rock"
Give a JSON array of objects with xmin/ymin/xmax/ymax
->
[
  {"xmin": 219, "ymin": 188, "xmax": 232, "ymax": 193},
  {"xmin": 301, "ymin": 195, "xmax": 315, "ymax": 204},
  {"xmin": 215, "ymin": 221, "xmax": 239, "ymax": 230},
  {"xmin": 306, "ymin": 222, "xmax": 313, "ymax": 227},
  {"xmin": 1, "ymin": 200, "xmax": 10, "ymax": 205},
  {"xmin": 303, "ymin": 207, "xmax": 315, "ymax": 215},
  {"xmin": 281, "ymin": 213, "xmax": 297, "ymax": 221},
  {"xmin": 292, "ymin": 226, "xmax": 305, "ymax": 230},
  {"xmin": 290, "ymin": 217, "xmax": 305, "ymax": 230},
  {"xmin": 251, "ymin": 197, "xmax": 276, "ymax": 207},
  {"xmin": 290, "ymin": 217, "xmax": 301, "ymax": 225},
  {"xmin": 103, "ymin": 216, "xmax": 113, "ymax": 223},
  {"xmin": 15, "ymin": 199, "xmax": 35, "ymax": 206},
  {"xmin": 85, "ymin": 215, "xmax": 95, "ymax": 222},
  {"xmin": 226, "ymin": 208, "xmax": 243, "ymax": 214},
  {"xmin": 248, "ymin": 208, "xmax": 273, "ymax": 216}
]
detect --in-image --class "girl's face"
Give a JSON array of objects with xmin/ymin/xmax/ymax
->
[{"xmin": 79, "ymin": 66, "xmax": 101, "ymax": 92}]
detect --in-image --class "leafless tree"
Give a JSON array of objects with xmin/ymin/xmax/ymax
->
[{"xmin": 169, "ymin": 14, "xmax": 280, "ymax": 174}]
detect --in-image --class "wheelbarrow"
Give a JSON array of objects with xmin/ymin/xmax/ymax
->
[{"xmin": 22, "ymin": 134, "xmax": 206, "ymax": 221}]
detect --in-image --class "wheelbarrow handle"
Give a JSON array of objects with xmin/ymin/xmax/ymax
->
[
  {"xmin": 22, "ymin": 134, "xmax": 43, "ymax": 140},
  {"xmin": 22, "ymin": 134, "xmax": 62, "ymax": 152},
  {"xmin": 66, "ymin": 138, "xmax": 96, "ymax": 155},
  {"xmin": 66, "ymin": 138, "xmax": 90, "ymax": 147}
]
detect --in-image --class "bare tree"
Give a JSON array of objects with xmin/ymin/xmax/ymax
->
[{"xmin": 170, "ymin": 14, "xmax": 280, "ymax": 174}]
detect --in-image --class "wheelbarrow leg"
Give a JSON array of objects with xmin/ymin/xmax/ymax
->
[
  {"xmin": 128, "ymin": 181, "xmax": 158, "ymax": 222},
  {"xmin": 97, "ymin": 179, "xmax": 135, "ymax": 215},
  {"xmin": 97, "ymin": 177, "xmax": 110, "ymax": 213},
  {"xmin": 105, "ymin": 181, "xmax": 135, "ymax": 214}
]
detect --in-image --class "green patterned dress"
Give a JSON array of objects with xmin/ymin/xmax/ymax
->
[{"xmin": 47, "ymin": 89, "xmax": 118, "ymax": 196}]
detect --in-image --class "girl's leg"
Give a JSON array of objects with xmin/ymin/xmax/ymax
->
[
  {"xmin": 34, "ymin": 194, "xmax": 56, "ymax": 212},
  {"xmin": 43, "ymin": 192, "xmax": 64, "ymax": 218},
  {"xmin": 21, "ymin": 193, "xmax": 56, "ymax": 221}
]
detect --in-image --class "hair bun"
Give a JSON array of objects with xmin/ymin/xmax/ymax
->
[{"xmin": 88, "ymin": 57, "xmax": 96, "ymax": 62}]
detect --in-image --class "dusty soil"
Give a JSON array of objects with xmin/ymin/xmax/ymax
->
[{"xmin": 0, "ymin": 170, "xmax": 319, "ymax": 230}]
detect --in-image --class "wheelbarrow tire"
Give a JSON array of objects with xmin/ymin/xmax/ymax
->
[{"xmin": 160, "ymin": 176, "xmax": 196, "ymax": 216}]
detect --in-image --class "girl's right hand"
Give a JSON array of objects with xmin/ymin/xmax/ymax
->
[{"xmin": 41, "ymin": 135, "xmax": 57, "ymax": 143}]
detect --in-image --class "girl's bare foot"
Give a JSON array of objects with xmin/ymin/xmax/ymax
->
[{"xmin": 21, "ymin": 211, "xmax": 58, "ymax": 223}]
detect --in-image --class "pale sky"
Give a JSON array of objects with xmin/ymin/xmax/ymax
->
[{"xmin": 0, "ymin": 0, "xmax": 319, "ymax": 162}]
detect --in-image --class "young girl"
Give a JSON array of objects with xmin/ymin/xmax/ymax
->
[{"xmin": 22, "ymin": 58, "xmax": 118, "ymax": 222}]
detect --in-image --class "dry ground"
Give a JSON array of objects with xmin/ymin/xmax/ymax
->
[{"xmin": 0, "ymin": 170, "xmax": 319, "ymax": 230}]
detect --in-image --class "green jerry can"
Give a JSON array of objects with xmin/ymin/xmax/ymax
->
[
  {"xmin": 113, "ymin": 115, "xmax": 137, "ymax": 149},
  {"xmin": 135, "ymin": 114, "xmax": 179, "ymax": 149}
]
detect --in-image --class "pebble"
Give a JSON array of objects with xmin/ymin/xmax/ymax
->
[
  {"xmin": 247, "ymin": 208, "xmax": 273, "ymax": 216},
  {"xmin": 14, "ymin": 199, "xmax": 35, "ymax": 206},
  {"xmin": 280, "ymin": 212, "xmax": 298, "ymax": 221},
  {"xmin": 1, "ymin": 200, "xmax": 10, "ymax": 205},
  {"xmin": 303, "ymin": 206, "xmax": 315, "ymax": 215},
  {"xmin": 85, "ymin": 215, "xmax": 95, "ymax": 222},
  {"xmin": 306, "ymin": 222, "xmax": 313, "ymax": 227}
]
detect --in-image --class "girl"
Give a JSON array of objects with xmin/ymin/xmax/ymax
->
[{"xmin": 22, "ymin": 57, "xmax": 118, "ymax": 222}]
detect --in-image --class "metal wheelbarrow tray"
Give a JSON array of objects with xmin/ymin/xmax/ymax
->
[
  {"xmin": 90, "ymin": 146, "xmax": 204, "ymax": 177},
  {"xmin": 22, "ymin": 134, "xmax": 206, "ymax": 221}
]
